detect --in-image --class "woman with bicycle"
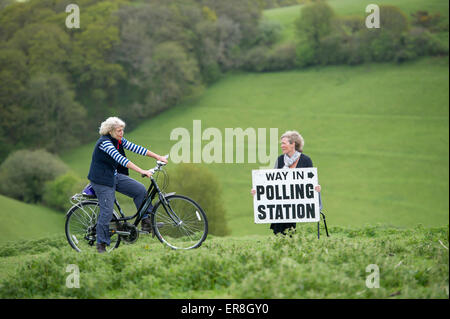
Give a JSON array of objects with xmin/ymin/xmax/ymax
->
[
  {"xmin": 251, "ymin": 130, "xmax": 321, "ymax": 235},
  {"xmin": 87, "ymin": 116, "xmax": 168, "ymax": 253}
]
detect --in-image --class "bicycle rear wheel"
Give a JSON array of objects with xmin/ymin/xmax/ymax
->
[
  {"xmin": 65, "ymin": 200, "xmax": 121, "ymax": 252},
  {"xmin": 151, "ymin": 195, "xmax": 208, "ymax": 249}
]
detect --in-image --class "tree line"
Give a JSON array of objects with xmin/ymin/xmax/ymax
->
[
  {"xmin": 0, "ymin": 0, "xmax": 447, "ymax": 162},
  {"xmin": 0, "ymin": 0, "xmax": 267, "ymax": 161},
  {"xmin": 242, "ymin": 2, "xmax": 448, "ymax": 71}
]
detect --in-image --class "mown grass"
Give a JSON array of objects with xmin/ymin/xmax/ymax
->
[{"xmin": 0, "ymin": 225, "xmax": 447, "ymax": 298}]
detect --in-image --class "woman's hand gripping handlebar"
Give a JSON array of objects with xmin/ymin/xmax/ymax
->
[{"xmin": 141, "ymin": 154, "xmax": 169, "ymax": 178}]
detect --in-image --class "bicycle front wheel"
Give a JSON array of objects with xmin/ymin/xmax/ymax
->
[
  {"xmin": 151, "ymin": 195, "xmax": 208, "ymax": 249},
  {"xmin": 65, "ymin": 200, "xmax": 121, "ymax": 252}
]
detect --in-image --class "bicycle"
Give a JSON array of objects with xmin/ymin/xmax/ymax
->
[{"xmin": 65, "ymin": 157, "xmax": 208, "ymax": 252}]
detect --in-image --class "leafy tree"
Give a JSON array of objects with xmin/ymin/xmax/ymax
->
[
  {"xmin": 295, "ymin": 1, "xmax": 335, "ymax": 66},
  {"xmin": 0, "ymin": 48, "xmax": 28, "ymax": 100},
  {"xmin": 168, "ymin": 164, "xmax": 230, "ymax": 236},
  {"xmin": 23, "ymin": 73, "xmax": 87, "ymax": 153},
  {"xmin": 8, "ymin": 23, "xmax": 70, "ymax": 75},
  {"xmin": 0, "ymin": 1, "xmax": 33, "ymax": 41},
  {"xmin": 202, "ymin": 0, "xmax": 262, "ymax": 47},
  {"xmin": 114, "ymin": 9, "xmax": 155, "ymax": 83},
  {"xmin": 295, "ymin": 1, "xmax": 335, "ymax": 47},
  {"xmin": 144, "ymin": 41, "xmax": 201, "ymax": 113},
  {"xmin": 362, "ymin": 5, "xmax": 410, "ymax": 62},
  {"xmin": 215, "ymin": 16, "xmax": 243, "ymax": 70},
  {"xmin": 194, "ymin": 20, "xmax": 223, "ymax": 83},
  {"xmin": 253, "ymin": 19, "xmax": 282, "ymax": 46},
  {"xmin": 378, "ymin": 5, "xmax": 409, "ymax": 35},
  {"xmin": 69, "ymin": 21, "xmax": 124, "ymax": 89},
  {"xmin": 0, "ymin": 48, "xmax": 29, "ymax": 159}
]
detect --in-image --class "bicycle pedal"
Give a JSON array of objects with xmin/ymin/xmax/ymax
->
[{"xmin": 138, "ymin": 230, "xmax": 150, "ymax": 235}]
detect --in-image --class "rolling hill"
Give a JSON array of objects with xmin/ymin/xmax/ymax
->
[
  {"xmin": 1, "ymin": 0, "xmax": 448, "ymax": 240},
  {"xmin": 0, "ymin": 195, "xmax": 64, "ymax": 243},
  {"xmin": 61, "ymin": 57, "xmax": 449, "ymax": 236}
]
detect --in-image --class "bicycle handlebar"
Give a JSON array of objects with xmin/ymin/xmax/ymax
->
[{"xmin": 141, "ymin": 154, "xmax": 169, "ymax": 178}]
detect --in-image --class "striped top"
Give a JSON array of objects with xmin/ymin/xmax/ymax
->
[{"xmin": 99, "ymin": 137, "xmax": 148, "ymax": 168}]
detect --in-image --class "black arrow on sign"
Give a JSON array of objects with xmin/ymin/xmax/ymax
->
[{"xmin": 308, "ymin": 172, "xmax": 314, "ymax": 179}]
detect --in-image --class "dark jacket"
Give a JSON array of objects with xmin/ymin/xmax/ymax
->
[
  {"xmin": 87, "ymin": 134, "xmax": 128, "ymax": 187},
  {"xmin": 270, "ymin": 153, "xmax": 314, "ymax": 235}
]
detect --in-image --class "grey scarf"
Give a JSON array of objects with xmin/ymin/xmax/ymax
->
[{"xmin": 283, "ymin": 151, "xmax": 301, "ymax": 168}]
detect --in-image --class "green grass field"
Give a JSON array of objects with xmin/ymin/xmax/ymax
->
[
  {"xmin": 263, "ymin": 0, "xmax": 449, "ymax": 44},
  {"xmin": 0, "ymin": 225, "xmax": 447, "ymax": 298},
  {"xmin": 61, "ymin": 57, "xmax": 449, "ymax": 236},
  {"xmin": 0, "ymin": 195, "xmax": 64, "ymax": 243}
]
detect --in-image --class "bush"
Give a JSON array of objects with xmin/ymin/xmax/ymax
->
[
  {"xmin": 295, "ymin": 40, "xmax": 316, "ymax": 67},
  {"xmin": 295, "ymin": 1, "xmax": 335, "ymax": 66},
  {"xmin": 333, "ymin": 15, "xmax": 365, "ymax": 35},
  {"xmin": 241, "ymin": 43, "xmax": 297, "ymax": 72},
  {"xmin": 411, "ymin": 11, "xmax": 444, "ymax": 32},
  {"xmin": 316, "ymin": 32, "xmax": 348, "ymax": 65},
  {"xmin": 378, "ymin": 5, "xmax": 409, "ymax": 35},
  {"xmin": 368, "ymin": 31, "xmax": 402, "ymax": 62},
  {"xmin": 0, "ymin": 149, "xmax": 68, "ymax": 203},
  {"xmin": 42, "ymin": 172, "xmax": 85, "ymax": 212},
  {"xmin": 355, "ymin": 5, "xmax": 409, "ymax": 63},
  {"xmin": 341, "ymin": 34, "xmax": 370, "ymax": 65},
  {"xmin": 293, "ymin": 4, "xmax": 447, "ymax": 67},
  {"xmin": 266, "ymin": 43, "xmax": 297, "ymax": 70},
  {"xmin": 241, "ymin": 46, "xmax": 270, "ymax": 72},
  {"xmin": 167, "ymin": 164, "xmax": 230, "ymax": 236},
  {"xmin": 295, "ymin": 1, "xmax": 335, "ymax": 47},
  {"xmin": 254, "ymin": 19, "xmax": 282, "ymax": 46},
  {"xmin": 402, "ymin": 27, "xmax": 449, "ymax": 59}
]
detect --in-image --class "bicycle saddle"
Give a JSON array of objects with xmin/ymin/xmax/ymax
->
[{"xmin": 82, "ymin": 183, "xmax": 97, "ymax": 198}]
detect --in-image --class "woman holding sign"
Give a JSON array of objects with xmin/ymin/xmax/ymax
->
[{"xmin": 251, "ymin": 130, "xmax": 321, "ymax": 235}]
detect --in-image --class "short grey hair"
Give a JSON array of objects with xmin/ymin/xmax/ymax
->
[
  {"xmin": 281, "ymin": 130, "xmax": 305, "ymax": 152},
  {"xmin": 99, "ymin": 117, "xmax": 126, "ymax": 136}
]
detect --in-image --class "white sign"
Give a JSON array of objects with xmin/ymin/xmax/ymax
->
[{"xmin": 252, "ymin": 168, "xmax": 320, "ymax": 224}]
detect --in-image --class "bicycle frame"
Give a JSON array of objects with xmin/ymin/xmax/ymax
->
[{"xmin": 113, "ymin": 174, "xmax": 181, "ymax": 228}]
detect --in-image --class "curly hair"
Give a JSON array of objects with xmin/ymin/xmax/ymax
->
[
  {"xmin": 98, "ymin": 117, "xmax": 126, "ymax": 136},
  {"xmin": 281, "ymin": 130, "xmax": 305, "ymax": 152}
]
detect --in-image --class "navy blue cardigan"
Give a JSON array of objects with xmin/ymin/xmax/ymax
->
[{"xmin": 87, "ymin": 135, "xmax": 124, "ymax": 187}]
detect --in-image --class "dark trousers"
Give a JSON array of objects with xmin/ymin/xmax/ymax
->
[
  {"xmin": 91, "ymin": 174, "xmax": 152, "ymax": 245},
  {"xmin": 270, "ymin": 223, "xmax": 296, "ymax": 235},
  {"xmin": 270, "ymin": 193, "xmax": 323, "ymax": 235}
]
